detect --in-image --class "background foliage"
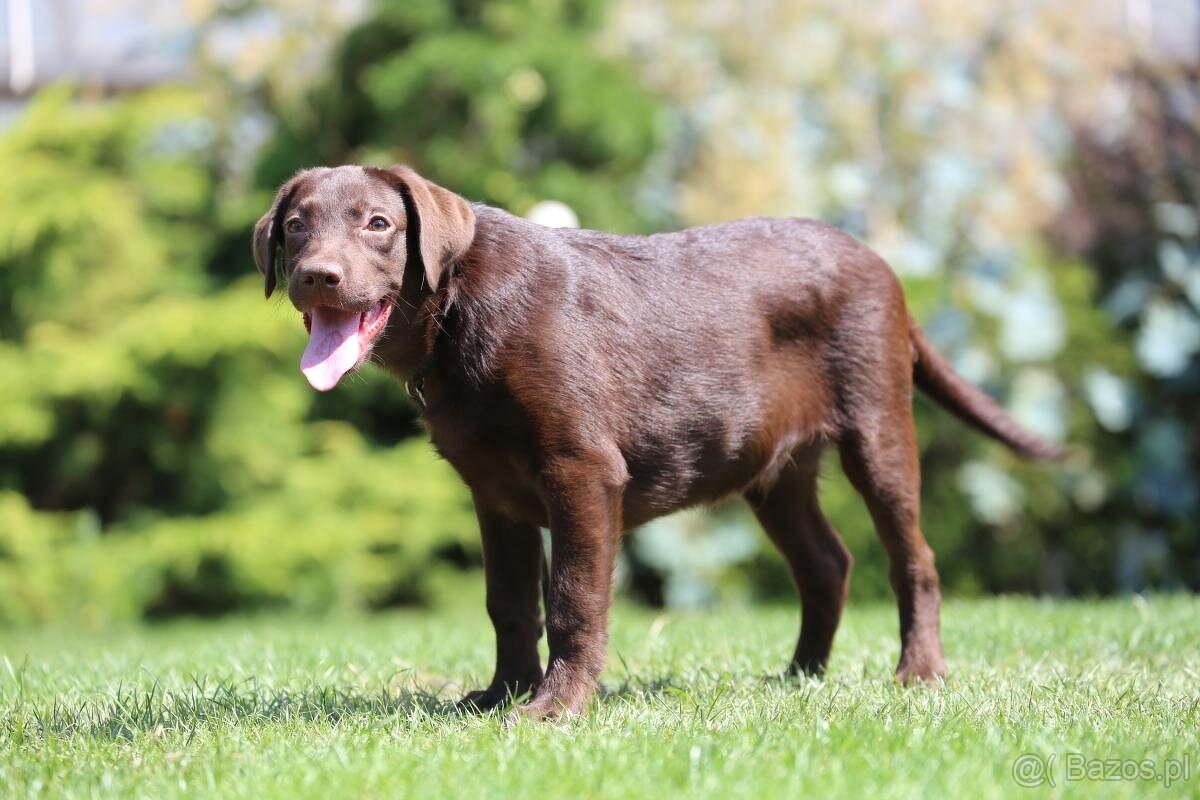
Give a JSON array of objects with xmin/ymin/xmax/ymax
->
[{"xmin": 0, "ymin": 0, "xmax": 1196, "ymax": 626}]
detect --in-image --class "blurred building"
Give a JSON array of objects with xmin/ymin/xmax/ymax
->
[
  {"xmin": 1, "ymin": 0, "xmax": 194, "ymax": 92},
  {"xmin": 1127, "ymin": 0, "xmax": 1200, "ymax": 61},
  {"xmin": 0, "ymin": 0, "xmax": 364, "ymax": 125},
  {"xmin": 0, "ymin": 0, "xmax": 190, "ymax": 125}
]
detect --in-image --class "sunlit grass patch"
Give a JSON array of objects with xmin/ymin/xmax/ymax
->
[{"xmin": 1, "ymin": 594, "xmax": 1197, "ymax": 799}]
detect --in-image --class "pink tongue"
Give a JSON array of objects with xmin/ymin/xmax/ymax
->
[{"xmin": 301, "ymin": 307, "xmax": 361, "ymax": 391}]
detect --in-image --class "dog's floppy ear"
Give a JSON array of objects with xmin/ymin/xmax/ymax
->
[
  {"xmin": 373, "ymin": 165, "xmax": 476, "ymax": 292},
  {"xmin": 252, "ymin": 178, "xmax": 300, "ymax": 298}
]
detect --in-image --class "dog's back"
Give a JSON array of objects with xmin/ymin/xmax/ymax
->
[{"xmin": 448, "ymin": 208, "xmax": 905, "ymax": 522}]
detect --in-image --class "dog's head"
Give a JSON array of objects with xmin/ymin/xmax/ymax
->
[{"xmin": 252, "ymin": 165, "xmax": 475, "ymax": 391}]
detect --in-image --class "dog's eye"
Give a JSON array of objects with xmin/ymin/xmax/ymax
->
[
  {"xmin": 367, "ymin": 216, "xmax": 390, "ymax": 232},
  {"xmin": 285, "ymin": 219, "xmax": 307, "ymax": 234}
]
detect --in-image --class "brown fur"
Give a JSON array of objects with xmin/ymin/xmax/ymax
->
[{"xmin": 253, "ymin": 165, "xmax": 1062, "ymax": 720}]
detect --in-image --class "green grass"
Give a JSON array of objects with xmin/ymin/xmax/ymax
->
[{"xmin": 1, "ymin": 590, "xmax": 1197, "ymax": 798}]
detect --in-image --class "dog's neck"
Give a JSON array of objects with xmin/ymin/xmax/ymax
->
[
  {"xmin": 372, "ymin": 205, "xmax": 540, "ymax": 402},
  {"xmin": 374, "ymin": 284, "xmax": 444, "ymax": 382}
]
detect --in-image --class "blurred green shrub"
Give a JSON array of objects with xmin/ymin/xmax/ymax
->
[
  {"xmin": 0, "ymin": 86, "xmax": 477, "ymax": 626},
  {"xmin": 0, "ymin": 437, "xmax": 476, "ymax": 627}
]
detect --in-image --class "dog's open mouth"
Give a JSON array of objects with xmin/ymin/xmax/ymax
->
[{"xmin": 299, "ymin": 299, "xmax": 392, "ymax": 391}]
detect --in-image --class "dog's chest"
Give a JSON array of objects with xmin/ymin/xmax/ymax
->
[{"xmin": 423, "ymin": 403, "xmax": 550, "ymax": 527}]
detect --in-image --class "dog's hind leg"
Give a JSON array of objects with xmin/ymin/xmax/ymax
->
[
  {"xmin": 746, "ymin": 448, "xmax": 853, "ymax": 677},
  {"xmin": 838, "ymin": 408, "xmax": 947, "ymax": 685}
]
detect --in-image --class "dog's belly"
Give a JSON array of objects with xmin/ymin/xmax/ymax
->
[
  {"xmin": 457, "ymin": 444, "xmax": 779, "ymax": 532},
  {"xmin": 437, "ymin": 421, "xmax": 798, "ymax": 532},
  {"xmin": 619, "ymin": 415, "xmax": 820, "ymax": 529},
  {"xmin": 621, "ymin": 442, "xmax": 742, "ymax": 525},
  {"xmin": 614, "ymin": 352, "xmax": 833, "ymax": 526},
  {"xmin": 430, "ymin": 356, "xmax": 833, "ymax": 531}
]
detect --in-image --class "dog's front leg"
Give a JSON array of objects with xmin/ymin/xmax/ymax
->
[
  {"xmin": 455, "ymin": 506, "xmax": 545, "ymax": 713},
  {"xmin": 509, "ymin": 455, "xmax": 623, "ymax": 722}
]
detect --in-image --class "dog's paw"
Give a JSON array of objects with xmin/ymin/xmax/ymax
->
[
  {"xmin": 895, "ymin": 653, "xmax": 947, "ymax": 686},
  {"xmin": 503, "ymin": 696, "xmax": 568, "ymax": 725},
  {"xmin": 453, "ymin": 686, "xmax": 527, "ymax": 714}
]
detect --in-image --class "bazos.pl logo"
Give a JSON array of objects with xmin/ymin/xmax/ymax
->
[{"xmin": 1013, "ymin": 752, "xmax": 1191, "ymax": 789}]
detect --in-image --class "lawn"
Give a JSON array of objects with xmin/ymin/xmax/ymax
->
[{"xmin": 1, "ymin": 590, "xmax": 1197, "ymax": 799}]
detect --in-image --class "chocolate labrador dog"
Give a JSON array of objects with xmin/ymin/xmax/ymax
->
[{"xmin": 253, "ymin": 165, "xmax": 1061, "ymax": 720}]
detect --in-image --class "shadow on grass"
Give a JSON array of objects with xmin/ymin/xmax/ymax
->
[
  {"xmin": 5, "ymin": 677, "xmax": 454, "ymax": 742},
  {"xmin": 5, "ymin": 669, "xmax": 814, "ymax": 741},
  {"xmin": 599, "ymin": 668, "xmax": 819, "ymax": 704}
]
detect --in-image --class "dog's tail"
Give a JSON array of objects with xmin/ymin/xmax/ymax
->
[{"xmin": 909, "ymin": 320, "xmax": 1065, "ymax": 461}]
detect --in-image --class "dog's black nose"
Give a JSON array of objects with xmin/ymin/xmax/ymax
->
[{"xmin": 298, "ymin": 264, "xmax": 343, "ymax": 288}]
